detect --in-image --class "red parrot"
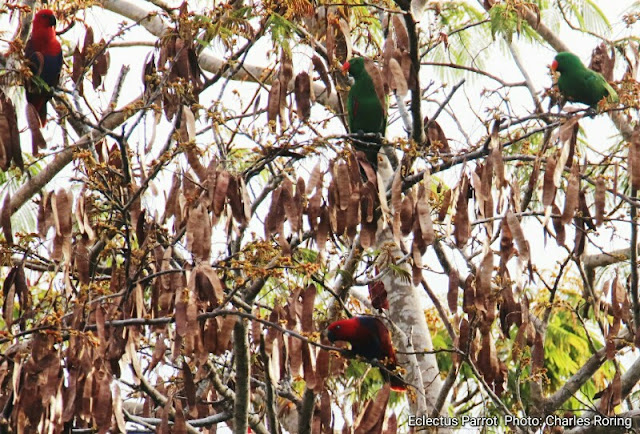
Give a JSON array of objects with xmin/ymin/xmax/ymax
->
[
  {"xmin": 326, "ymin": 316, "xmax": 406, "ymax": 391},
  {"xmin": 24, "ymin": 9, "xmax": 62, "ymax": 126}
]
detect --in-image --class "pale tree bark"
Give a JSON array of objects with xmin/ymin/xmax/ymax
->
[{"xmin": 378, "ymin": 227, "xmax": 443, "ymax": 415}]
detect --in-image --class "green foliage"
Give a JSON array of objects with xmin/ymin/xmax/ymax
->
[
  {"xmin": 198, "ymin": 6, "xmax": 255, "ymax": 49},
  {"xmin": 267, "ymin": 13, "xmax": 297, "ymax": 52},
  {"xmin": 428, "ymin": 2, "xmax": 490, "ymax": 81},
  {"xmin": 541, "ymin": 299, "xmax": 613, "ymax": 410},
  {"xmin": 343, "ymin": 359, "xmax": 406, "ymax": 406},
  {"xmin": 558, "ymin": 0, "xmax": 611, "ymax": 35},
  {"xmin": 432, "ymin": 327, "xmax": 454, "ymax": 373},
  {"xmin": 488, "ymin": 2, "xmax": 541, "ymax": 43}
]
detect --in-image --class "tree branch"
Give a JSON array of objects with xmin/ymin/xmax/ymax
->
[{"xmin": 233, "ymin": 318, "xmax": 251, "ymax": 434}]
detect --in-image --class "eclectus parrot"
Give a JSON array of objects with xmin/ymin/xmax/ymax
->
[
  {"xmin": 326, "ymin": 316, "xmax": 406, "ymax": 391},
  {"xmin": 342, "ymin": 57, "xmax": 387, "ymax": 168},
  {"xmin": 24, "ymin": 9, "xmax": 63, "ymax": 126},
  {"xmin": 551, "ymin": 51, "xmax": 618, "ymax": 110}
]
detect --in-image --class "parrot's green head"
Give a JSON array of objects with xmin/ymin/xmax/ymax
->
[
  {"xmin": 341, "ymin": 57, "xmax": 366, "ymax": 78},
  {"xmin": 552, "ymin": 52, "xmax": 585, "ymax": 74}
]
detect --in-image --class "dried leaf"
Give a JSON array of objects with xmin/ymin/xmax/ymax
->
[
  {"xmin": 391, "ymin": 169, "xmax": 402, "ymax": 213},
  {"xmin": 388, "ymin": 58, "xmax": 407, "ymax": 97},
  {"xmin": 532, "ymin": 331, "xmax": 544, "ymax": 371},
  {"xmin": 425, "ymin": 117, "xmax": 450, "ymax": 154},
  {"xmin": 579, "ymin": 189, "xmax": 595, "ymax": 231},
  {"xmin": 326, "ymin": 14, "xmax": 336, "ymax": 65},
  {"xmin": 182, "ymin": 361, "xmax": 196, "ymax": 409},
  {"xmin": 462, "ymin": 275, "xmax": 475, "ymax": 315},
  {"xmin": 477, "ymin": 333, "xmax": 497, "ymax": 385},
  {"xmin": 589, "ymin": 43, "xmax": 615, "ymax": 81},
  {"xmin": 542, "ymin": 154, "xmax": 557, "ymax": 208},
  {"xmin": 416, "ymin": 184, "xmax": 435, "ymax": 246},
  {"xmin": 448, "ymin": 269, "xmax": 459, "ymax": 313},
  {"xmin": 267, "ymin": 78, "xmax": 281, "ymax": 131},
  {"xmin": 382, "ymin": 36, "xmax": 395, "ymax": 93},
  {"xmin": 630, "ymin": 126, "xmax": 640, "ymax": 190},
  {"xmin": 315, "ymin": 349, "xmax": 329, "ymax": 389},
  {"xmin": 499, "ymin": 284, "xmax": 521, "ymax": 335},
  {"xmin": 552, "ymin": 203, "xmax": 566, "ymax": 246},
  {"xmin": 294, "ymin": 72, "xmax": 312, "ymax": 120},
  {"xmin": 336, "ymin": 18, "xmax": 353, "ymax": 63},
  {"xmin": 280, "ymin": 176, "xmax": 295, "ymax": 224},
  {"xmin": 595, "ymin": 177, "xmax": 606, "ymax": 227},
  {"xmin": 289, "ymin": 335, "xmax": 302, "ymax": 377},
  {"xmin": 561, "ymin": 163, "xmax": 580, "ymax": 225},
  {"xmin": 213, "ymin": 170, "xmax": 230, "ymax": 217},
  {"xmin": 499, "ymin": 216, "xmax": 514, "ymax": 264},
  {"xmin": 363, "ymin": 59, "xmax": 387, "ymax": 118},
  {"xmin": 522, "ymin": 159, "xmax": 541, "ymax": 211},
  {"xmin": 164, "ymin": 172, "xmax": 182, "ymax": 223},
  {"xmin": 606, "ymin": 317, "xmax": 620, "ymax": 360},
  {"xmin": 307, "ymin": 162, "xmax": 323, "ymax": 194},
  {"xmin": 195, "ymin": 264, "xmax": 225, "ymax": 306},
  {"xmin": 454, "ymin": 176, "xmax": 470, "ymax": 248},
  {"xmin": 506, "ymin": 210, "xmax": 529, "ymax": 263},
  {"xmin": 476, "ymin": 251, "xmax": 493, "ymax": 312},
  {"xmin": 92, "ymin": 41, "xmax": 109, "ymax": 89},
  {"xmin": 55, "ymin": 189, "xmax": 73, "ymax": 237},
  {"xmin": 317, "ymin": 207, "xmax": 330, "ymax": 251},
  {"xmin": 1, "ymin": 193, "xmax": 12, "ymax": 245},
  {"xmin": 227, "ymin": 175, "xmax": 243, "ymax": 224},
  {"xmin": 26, "ymin": 103, "xmax": 46, "ymax": 153},
  {"xmin": 0, "ymin": 91, "xmax": 22, "ymax": 171},
  {"xmin": 216, "ymin": 315, "xmax": 236, "ymax": 354},
  {"xmin": 83, "ymin": 26, "xmax": 94, "ymax": 55},
  {"xmin": 438, "ymin": 189, "xmax": 451, "ymax": 222},
  {"xmin": 75, "ymin": 234, "xmax": 91, "ymax": 285},
  {"xmin": 311, "ymin": 55, "xmax": 331, "ymax": 96},
  {"xmin": 320, "ymin": 390, "xmax": 331, "ymax": 429},
  {"xmin": 398, "ymin": 50, "xmax": 417, "ymax": 91},
  {"xmin": 186, "ymin": 204, "xmax": 211, "ymax": 261},
  {"xmin": 455, "ymin": 317, "xmax": 471, "ymax": 366},
  {"xmin": 179, "ymin": 105, "xmax": 196, "ymax": 142},
  {"xmin": 355, "ymin": 383, "xmax": 390, "ymax": 434},
  {"xmin": 400, "ymin": 195, "xmax": 414, "ymax": 236},
  {"xmin": 369, "ymin": 281, "xmax": 389, "ymax": 311},
  {"xmin": 335, "ymin": 162, "xmax": 351, "ymax": 211},
  {"xmin": 392, "ymin": 15, "xmax": 409, "ymax": 52},
  {"xmin": 301, "ymin": 284, "xmax": 316, "ymax": 333}
]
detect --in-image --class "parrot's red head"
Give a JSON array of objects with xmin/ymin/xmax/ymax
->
[
  {"xmin": 341, "ymin": 60, "xmax": 351, "ymax": 74},
  {"xmin": 326, "ymin": 317, "xmax": 360, "ymax": 342},
  {"xmin": 325, "ymin": 316, "xmax": 407, "ymax": 392},
  {"xmin": 30, "ymin": 9, "xmax": 59, "ymax": 55},
  {"xmin": 33, "ymin": 9, "xmax": 57, "ymax": 31},
  {"xmin": 551, "ymin": 59, "xmax": 558, "ymax": 72}
]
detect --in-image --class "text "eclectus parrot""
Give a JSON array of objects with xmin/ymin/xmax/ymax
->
[
  {"xmin": 342, "ymin": 57, "xmax": 387, "ymax": 167},
  {"xmin": 551, "ymin": 51, "xmax": 618, "ymax": 109},
  {"xmin": 25, "ymin": 9, "xmax": 63, "ymax": 126},
  {"xmin": 326, "ymin": 316, "xmax": 406, "ymax": 391}
]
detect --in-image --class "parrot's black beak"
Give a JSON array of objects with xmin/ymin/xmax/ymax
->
[
  {"xmin": 322, "ymin": 329, "xmax": 334, "ymax": 342},
  {"xmin": 49, "ymin": 15, "xmax": 57, "ymax": 27}
]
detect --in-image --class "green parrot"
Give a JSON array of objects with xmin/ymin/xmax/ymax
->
[
  {"xmin": 551, "ymin": 51, "xmax": 618, "ymax": 109},
  {"xmin": 342, "ymin": 57, "xmax": 387, "ymax": 167}
]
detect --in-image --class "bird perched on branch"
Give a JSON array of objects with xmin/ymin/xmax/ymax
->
[
  {"xmin": 24, "ymin": 9, "xmax": 62, "ymax": 126},
  {"xmin": 551, "ymin": 51, "xmax": 618, "ymax": 111},
  {"xmin": 325, "ymin": 316, "xmax": 406, "ymax": 391},
  {"xmin": 342, "ymin": 57, "xmax": 387, "ymax": 168}
]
